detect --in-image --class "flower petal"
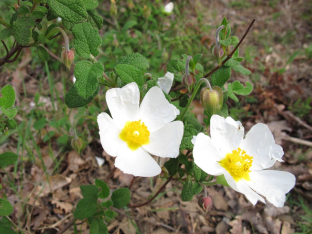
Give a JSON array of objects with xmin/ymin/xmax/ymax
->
[
  {"xmin": 106, "ymin": 82, "xmax": 140, "ymax": 128},
  {"xmin": 224, "ymin": 171, "xmax": 265, "ymax": 205},
  {"xmin": 97, "ymin": 113, "xmax": 124, "ymax": 157},
  {"xmin": 157, "ymin": 72, "xmax": 174, "ymax": 94},
  {"xmin": 115, "ymin": 146, "xmax": 161, "ymax": 177},
  {"xmin": 139, "ymin": 86, "xmax": 180, "ymax": 132},
  {"xmin": 241, "ymin": 123, "xmax": 284, "ymax": 170},
  {"xmin": 245, "ymin": 170, "xmax": 296, "ymax": 207},
  {"xmin": 210, "ymin": 115, "xmax": 244, "ymax": 155},
  {"xmin": 142, "ymin": 121, "xmax": 183, "ymax": 158},
  {"xmin": 193, "ymin": 133, "xmax": 225, "ymax": 175}
]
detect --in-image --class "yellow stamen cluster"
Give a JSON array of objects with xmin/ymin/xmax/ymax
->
[
  {"xmin": 219, "ymin": 148, "xmax": 253, "ymax": 182},
  {"xmin": 119, "ymin": 120, "xmax": 150, "ymax": 151}
]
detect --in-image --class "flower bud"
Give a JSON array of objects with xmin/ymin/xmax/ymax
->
[
  {"xmin": 211, "ymin": 45, "xmax": 224, "ymax": 65},
  {"xmin": 71, "ymin": 137, "xmax": 85, "ymax": 153},
  {"xmin": 14, "ymin": 4, "xmax": 20, "ymax": 11},
  {"xmin": 182, "ymin": 72, "xmax": 196, "ymax": 93},
  {"xmin": 198, "ymin": 195, "xmax": 213, "ymax": 212},
  {"xmin": 110, "ymin": 0, "xmax": 117, "ymax": 16},
  {"xmin": 200, "ymin": 86, "xmax": 223, "ymax": 116},
  {"xmin": 61, "ymin": 48, "xmax": 75, "ymax": 70},
  {"xmin": 113, "ymin": 34, "xmax": 119, "ymax": 47}
]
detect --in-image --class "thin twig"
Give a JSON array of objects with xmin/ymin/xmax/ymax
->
[
  {"xmin": 282, "ymin": 135, "xmax": 312, "ymax": 147},
  {"xmin": 5, "ymin": 48, "xmax": 22, "ymax": 63},
  {"xmin": 105, "ymin": 166, "xmax": 117, "ymax": 183},
  {"xmin": 129, "ymin": 176, "xmax": 136, "ymax": 190},
  {"xmin": 1, "ymin": 40, "xmax": 9, "ymax": 59},
  {"xmin": 128, "ymin": 176, "xmax": 173, "ymax": 208},
  {"xmin": 203, "ymin": 19, "xmax": 256, "ymax": 78},
  {"xmin": 56, "ymin": 219, "xmax": 74, "ymax": 234},
  {"xmin": 42, "ymin": 45, "xmax": 63, "ymax": 63}
]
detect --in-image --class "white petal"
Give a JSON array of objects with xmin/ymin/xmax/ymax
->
[
  {"xmin": 73, "ymin": 76, "xmax": 76, "ymax": 84},
  {"xmin": 95, "ymin": 156, "xmax": 105, "ymax": 167},
  {"xmin": 139, "ymin": 86, "xmax": 180, "ymax": 132},
  {"xmin": 157, "ymin": 72, "xmax": 174, "ymax": 94},
  {"xmin": 164, "ymin": 2, "xmax": 174, "ymax": 13},
  {"xmin": 193, "ymin": 133, "xmax": 225, "ymax": 175},
  {"xmin": 246, "ymin": 170, "xmax": 296, "ymax": 207},
  {"xmin": 97, "ymin": 113, "xmax": 124, "ymax": 157},
  {"xmin": 210, "ymin": 115, "xmax": 244, "ymax": 155},
  {"xmin": 106, "ymin": 82, "xmax": 140, "ymax": 128},
  {"xmin": 142, "ymin": 121, "xmax": 183, "ymax": 158},
  {"xmin": 224, "ymin": 171, "xmax": 265, "ymax": 205},
  {"xmin": 115, "ymin": 146, "xmax": 161, "ymax": 177},
  {"xmin": 241, "ymin": 123, "xmax": 284, "ymax": 170}
]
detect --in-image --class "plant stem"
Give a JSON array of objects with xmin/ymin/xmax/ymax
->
[
  {"xmin": 46, "ymin": 27, "xmax": 70, "ymax": 51},
  {"xmin": 105, "ymin": 166, "xmax": 116, "ymax": 182},
  {"xmin": 203, "ymin": 19, "xmax": 256, "ymax": 78},
  {"xmin": 178, "ymin": 78, "xmax": 210, "ymax": 121},
  {"xmin": 128, "ymin": 176, "xmax": 173, "ymax": 208},
  {"xmin": 0, "ymin": 17, "xmax": 11, "ymax": 28}
]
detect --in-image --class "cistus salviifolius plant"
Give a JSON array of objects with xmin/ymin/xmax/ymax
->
[{"xmin": 0, "ymin": 0, "xmax": 296, "ymax": 233}]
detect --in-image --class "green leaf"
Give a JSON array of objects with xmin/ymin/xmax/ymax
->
[
  {"xmin": 216, "ymin": 175, "xmax": 229, "ymax": 187},
  {"xmin": 18, "ymin": 5, "xmax": 30, "ymax": 14},
  {"xmin": 73, "ymin": 22, "xmax": 102, "ymax": 58},
  {"xmin": 0, "ymin": 226, "xmax": 16, "ymax": 234},
  {"xmin": 192, "ymin": 53, "xmax": 202, "ymax": 66},
  {"xmin": 180, "ymin": 124, "xmax": 198, "ymax": 150},
  {"xmin": 6, "ymin": 119, "xmax": 17, "ymax": 129},
  {"xmin": 0, "ymin": 152, "xmax": 18, "ymax": 168},
  {"xmin": 33, "ymin": 118, "xmax": 47, "ymax": 130},
  {"xmin": 95, "ymin": 179, "xmax": 110, "ymax": 199},
  {"xmin": 219, "ymin": 36, "xmax": 239, "ymax": 47},
  {"xmin": 193, "ymin": 163, "xmax": 202, "ymax": 181},
  {"xmin": 47, "ymin": 0, "xmax": 88, "ymax": 23},
  {"xmin": 104, "ymin": 210, "xmax": 114, "ymax": 219},
  {"xmin": 101, "ymin": 200, "xmax": 113, "ymax": 209},
  {"xmin": 164, "ymin": 158, "xmax": 179, "ymax": 176},
  {"xmin": 228, "ymin": 81, "xmax": 253, "ymax": 102},
  {"xmin": 167, "ymin": 60, "xmax": 184, "ymax": 82},
  {"xmin": 74, "ymin": 197, "xmax": 98, "ymax": 220},
  {"xmin": 37, "ymin": 46, "xmax": 49, "ymax": 62},
  {"xmin": 12, "ymin": 16, "xmax": 35, "ymax": 46},
  {"xmin": 181, "ymin": 179, "xmax": 193, "ymax": 201},
  {"xmin": 43, "ymin": 131, "xmax": 55, "ymax": 142},
  {"xmin": 87, "ymin": 9, "xmax": 103, "ymax": 30},
  {"xmin": 65, "ymin": 84, "xmax": 98, "ymax": 108},
  {"xmin": 211, "ymin": 66, "xmax": 231, "ymax": 87},
  {"xmin": 62, "ymin": 20, "xmax": 74, "ymax": 30},
  {"xmin": 47, "ymin": 8, "xmax": 58, "ymax": 21},
  {"xmin": 80, "ymin": 184, "xmax": 98, "ymax": 198},
  {"xmin": 111, "ymin": 188, "xmax": 131, "ymax": 208},
  {"xmin": 118, "ymin": 53, "xmax": 149, "ymax": 71},
  {"xmin": 90, "ymin": 218, "xmax": 108, "ymax": 234},
  {"xmin": 45, "ymin": 24, "xmax": 59, "ymax": 38},
  {"xmin": 2, "ymin": 108, "xmax": 17, "ymax": 119},
  {"xmin": 0, "ymin": 199, "xmax": 13, "ymax": 216},
  {"xmin": 232, "ymin": 64, "xmax": 251, "ymax": 76},
  {"xmin": 0, "ymin": 28, "xmax": 12, "ymax": 40},
  {"xmin": 36, "ymin": 6, "xmax": 48, "ymax": 13},
  {"xmin": 178, "ymin": 154, "xmax": 193, "ymax": 174},
  {"xmin": 122, "ymin": 20, "xmax": 137, "ymax": 33},
  {"xmin": 32, "ymin": 11, "xmax": 45, "ymax": 19},
  {"xmin": 83, "ymin": 0, "xmax": 98, "ymax": 10},
  {"xmin": 179, "ymin": 95, "xmax": 189, "ymax": 108},
  {"xmin": 115, "ymin": 64, "xmax": 144, "ymax": 87},
  {"xmin": 74, "ymin": 61, "xmax": 103, "ymax": 99},
  {"xmin": 192, "ymin": 182, "xmax": 202, "ymax": 195}
]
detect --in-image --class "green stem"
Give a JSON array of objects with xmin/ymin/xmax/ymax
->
[
  {"xmin": 46, "ymin": 27, "xmax": 69, "ymax": 51},
  {"xmin": 178, "ymin": 78, "xmax": 211, "ymax": 121},
  {"xmin": 0, "ymin": 17, "xmax": 11, "ymax": 28},
  {"xmin": 45, "ymin": 62, "xmax": 55, "ymax": 111}
]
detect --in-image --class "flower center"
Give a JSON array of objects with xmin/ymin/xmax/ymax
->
[
  {"xmin": 219, "ymin": 148, "xmax": 253, "ymax": 182},
  {"xmin": 119, "ymin": 120, "xmax": 150, "ymax": 151}
]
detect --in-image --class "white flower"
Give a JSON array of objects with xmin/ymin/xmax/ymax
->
[
  {"xmin": 157, "ymin": 72, "xmax": 174, "ymax": 94},
  {"xmin": 73, "ymin": 76, "xmax": 76, "ymax": 83},
  {"xmin": 164, "ymin": 2, "xmax": 174, "ymax": 14},
  {"xmin": 192, "ymin": 115, "xmax": 295, "ymax": 207},
  {"xmin": 97, "ymin": 82, "xmax": 184, "ymax": 177}
]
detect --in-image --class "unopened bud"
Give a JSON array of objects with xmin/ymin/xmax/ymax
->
[
  {"xmin": 162, "ymin": 49, "xmax": 169, "ymax": 61},
  {"xmin": 211, "ymin": 45, "xmax": 224, "ymax": 66},
  {"xmin": 143, "ymin": 5, "xmax": 151, "ymax": 19},
  {"xmin": 198, "ymin": 195, "xmax": 213, "ymax": 212},
  {"xmin": 200, "ymin": 86, "xmax": 223, "ymax": 116},
  {"xmin": 61, "ymin": 48, "xmax": 75, "ymax": 70},
  {"xmin": 113, "ymin": 34, "xmax": 119, "ymax": 47},
  {"xmin": 71, "ymin": 137, "xmax": 85, "ymax": 153},
  {"xmin": 182, "ymin": 72, "xmax": 196, "ymax": 92},
  {"xmin": 110, "ymin": 0, "xmax": 117, "ymax": 16},
  {"xmin": 14, "ymin": 4, "xmax": 20, "ymax": 11}
]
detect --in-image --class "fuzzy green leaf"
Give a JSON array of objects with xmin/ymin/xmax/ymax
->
[
  {"xmin": 90, "ymin": 218, "xmax": 108, "ymax": 234},
  {"xmin": 181, "ymin": 179, "xmax": 193, "ymax": 201},
  {"xmin": 232, "ymin": 64, "xmax": 251, "ymax": 76},
  {"xmin": 2, "ymin": 108, "xmax": 17, "ymax": 119},
  {"xmin": 101, "ymin": 200, "xmax": 113, "ymax": 209},
  {"xmin": 95, "ymin": 179, "xmax": 110, "ymax": 199},
  {"xmin": 122, "ymin": 20, "xmax": 137, "ymax": 33},
  {"xmin": 111, "ymin": 188, "xmax": 131, "ymax": 208},
  {"xmin": 0, "ymin": 152, "xmax": 18, "ymax": 168},
  {"xmin": 83, "ymin": 0, "xmax": 98, "ymax": 10},
  {"xmin": 74, "ymin": 61, "xmax": 103, "ymax": 99},
  {"xmin": 167, "ymin": 60, "xmax": 184, "ymax": 82},
  {"xmin": 80, "ymin": 184, "xmax": 98, "ymax": 198},
  {"xmin": 164, "ymin": 158, "xmax": 179, "ymax": 176},
  {"xmin": 192, "ymin": 182, "xmax": 202, "ymax": 195},
  {"xmin": 47, "ymin": 0, "xmax": 88, "ymax": 23},
  {"xmin": 0, "ymin": 28, "xmax": 12, "ymax": 40},
  {"xmin": 211, "ymin": 66, "xmax": 231, "ymax": 87},
  {"xmin": 74, "ymin": 197, "xmax": 97, "ymax": 219},
  {"xmin": 65, "ymin": 84, "xmax": 98, "ymax": 108},
  {"xmin": 37, "ymin": 46, "xmax": 49, "ymax": 62},
  {"xmin": 118, "ymin": 53, "xmax": 149, "ymax": 71},
  {"xmin": 0, "ymin": 226, "xmax": 16, "ymax": 234},
  {"xmin": 180, "ymin": 124, "xmax": 198, "ymax": 150},
  {"xmin": 115, "ymin": 64, "xmax": 144, "ymax": 87},
  {"xmin": 0, "ymin": 85, "xmax": 15, "ymax": 109},
  {"xmin": 13, "ymin": 16, "xmax": 35, "ymax": 46},
  {"xmin": 0, "ymin": 199, "xmax": 13, "ymax": 216},
  {"xmin": 219, "ymin": 36, "xmax": 239, "ymax": 47},
  {"xmin": 228, "ymin": 81, "xmax": 253, "ymax": 102},
  {"xmin": 73, "ymin": 22, "xmax": 101, "ymax": 58},
  {"xmin": 87, "ymin": 9, "xmax": 103, "ymax": 30},
  {"xmin": 178, "ymin": 154, "xmax": 193, "ymax": 174},
  {"xmin": 216, "ymin": 175, "xmax": 229, "ymax": 187}
]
